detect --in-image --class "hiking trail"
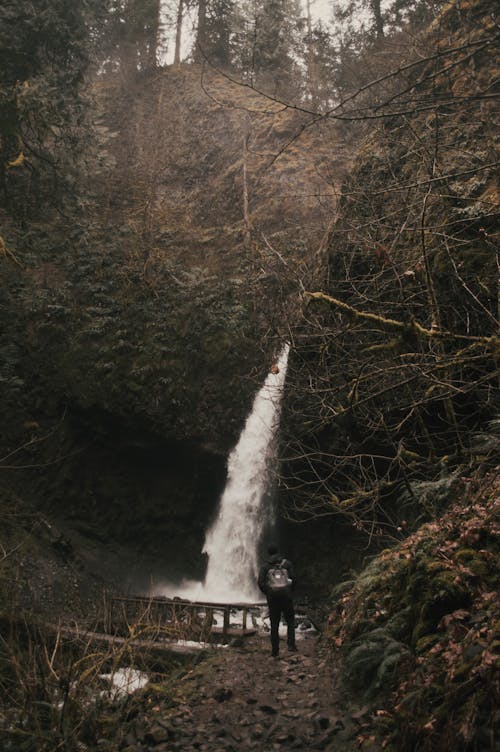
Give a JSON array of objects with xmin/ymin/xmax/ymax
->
[{"xmin": 125, "ymin": 633, "xmax": 378, "ymax": 752}]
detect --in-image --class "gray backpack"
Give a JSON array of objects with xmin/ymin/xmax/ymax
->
[{"xmin": 266, "ymin": 559, "xmax": 291, "ymax": 593}]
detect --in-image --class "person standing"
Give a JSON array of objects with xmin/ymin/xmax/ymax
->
[{"xmin": 258, "ymin": 544, "xmax": 297, "ymax": 658}]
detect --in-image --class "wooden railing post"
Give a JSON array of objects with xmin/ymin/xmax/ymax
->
[{"xmin": 223, "ymin": 608, "xmax": 230, "ymax": 640}]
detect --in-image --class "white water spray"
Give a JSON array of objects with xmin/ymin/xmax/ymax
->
[{"xmin": 171, "ymin": 344, "xmax": 290, "ymax": 603}]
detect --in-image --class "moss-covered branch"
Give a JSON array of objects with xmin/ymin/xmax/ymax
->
[{"xmin": 304, "ymin": 291, "xmax": 497, "ymax": 345}]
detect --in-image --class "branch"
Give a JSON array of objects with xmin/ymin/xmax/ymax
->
[{"xmin": 304, "ymin": 291, "xmax": 496, "ymax": 344}]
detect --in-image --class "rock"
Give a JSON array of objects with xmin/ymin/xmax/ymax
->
[
  {"xmin": 311, "ymin": 728, "xmax": 339, "ymax": 750},
  {"xmin": 213, "ymin": 687, "xmax": 233, "ymax": 702},
  {"xmin": 143, "ymin": 724, "xmax": 169, "ymax": 744},
  {"xmin": 276, "ymin": 732, "xmax": 295, "ymax": 743},
  {"xmin": 125, "ymin": 731, "xmax": 137, "ymax": 746},
  {"xmin": 251, "ymin": 724, "xmax": 265, "ymax": 739},
  {"xmin": 290, "ymin": 738, "xmax": 307, "ymax": 749},
  {"xmin": 259, "ymin": 704, "xmax": 277, "ymax": 715}
]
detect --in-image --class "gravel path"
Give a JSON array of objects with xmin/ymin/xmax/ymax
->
[{"xmin": 125, "ymin": 634, "xmax": 377, "ymax": 752}]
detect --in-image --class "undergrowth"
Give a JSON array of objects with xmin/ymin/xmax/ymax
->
[
  {"xmin": 0, "ymin": 615, "xmax": 193, "ymax": 752},
  {"xmin": 326, "ymin": 465, "xmax": 499, "ymax": 751}
]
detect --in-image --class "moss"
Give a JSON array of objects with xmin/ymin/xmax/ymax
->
[
  {"xmin": 385, "ymin": 606, "xmax": 412, "ymax": 640},
  {"xmin": 452, "ymin": 661, "xmax": 472, "ymax": 682},
  {"xmin": 409, "ymin": 562, "xmax": 471, "ymax": 644},
  {"xmin": 416, "ymin": 634, "xmax": 440, "ymax": 654},
  {"xmin": 455, "ymin": 548, "xmax": 490, "ymax": 578}
]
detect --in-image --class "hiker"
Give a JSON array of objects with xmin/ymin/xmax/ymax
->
[{"xmin": 258, "ymin": 544, "xmax": 297, "ymax": 657}]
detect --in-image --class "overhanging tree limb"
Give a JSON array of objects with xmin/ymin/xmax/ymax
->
[{"xmin": 304, "ymin": 291, "xmax": 497, "ymax": 344}]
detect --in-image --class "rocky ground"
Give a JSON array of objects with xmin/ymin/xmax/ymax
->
[{"xmin": 121, "ymin": 634, "xmax": 376, "ymax": 752}]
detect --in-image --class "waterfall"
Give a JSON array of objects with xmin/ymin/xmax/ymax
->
[
  {"xmin": 170, "ymin": 344, "xmax": 290, "ymax": 604},
  {"xmin": 201, "ymin": 343, "xmax": 290, "ymax": 602}
]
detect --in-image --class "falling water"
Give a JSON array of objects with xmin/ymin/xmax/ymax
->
[
  {"xmin": 171, "ymin": 344, "xmax": 290, "ymax": 604},
  {"xmin": 201, "ymin": 343, "xmax": 290, "ymax": 602}
]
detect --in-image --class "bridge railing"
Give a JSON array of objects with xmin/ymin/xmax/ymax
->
[{"xmin": 102, "ymin": 592, "xmax": 263, "ymax": 644}]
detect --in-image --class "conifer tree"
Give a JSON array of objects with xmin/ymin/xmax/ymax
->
[
  {"xmin": 0, "ymin": 0, "xmax": 107, "ymax": 217},
  {"xmin": 105, "ymin": 0, "xmax": 162, "ymax": 73},
  {"xmin": 194, "ymin": 0, "xmax": 236, "ymax": 67},
  {"xmin": 235, "ymin": 0, "xmax": 304, "ymax": 98}
]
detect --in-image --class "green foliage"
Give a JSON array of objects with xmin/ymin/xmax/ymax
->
[
  {"xmin": 229, "ymin": 0, "xmax": 304, "ymax": 98},
  {"xmin": 199, "ymin": 0, "xmax": 237, "ymax": 67},
  {"xmin": 0, "ymin": 0, "xmax": 107, "ymax": 217},
  {"xmin": 101, "ymin": 0, "xmax": 162, "ymax": 73},
  {"xmin": 344, "ymin": 627, "xmax": 410, "ymax": 694},
  {"xmin": 326, "ymin": 469, "xmax": 499, "ymax": 750}
]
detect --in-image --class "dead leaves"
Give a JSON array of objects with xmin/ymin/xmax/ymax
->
[{"xmin": 325, "ymin": 467, "xmax": 499, "ymax": 751}]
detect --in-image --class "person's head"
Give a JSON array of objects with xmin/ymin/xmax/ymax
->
[{"xmin": 267, "ymin": 543, "xmax": 278, "ymax": 556}]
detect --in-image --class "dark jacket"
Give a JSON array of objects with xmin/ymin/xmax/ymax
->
[{"xmin": 258, "ymin": 553, "xmax": 295, "ymax": 597}]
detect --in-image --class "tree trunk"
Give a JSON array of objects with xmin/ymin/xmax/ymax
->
[
  {"xmin": 242, "ymin": 121, "xmax": 251, "ymax": 249},
  {"xmin": 194, "ymin": 0, "xmax": 207, "ymax": 63},
  {"xmin": 174, "ymin": 0, "xmax": 184, "ymax": 64},
  {"xmin": 147, "ymin": 0, "xmax": 161, "ymax": 68},
  {"xmin": 305, "ymin": 0, "xmax": 318, "ymax": 108},
  {"xmin": 370, "ymin": 0, "xmax": 384, "ymax": 38}
]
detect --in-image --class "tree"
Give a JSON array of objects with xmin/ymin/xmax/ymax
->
[
  {"xmin": 0, "ymin": 0, "xmax": 107, "ymax": 218},
  {"xmin": 103, "ymin": 0, "xmax": 162, "ymax": 74},
  {"xmin": 303, "ymin": 19, "xmax": 338, "ymax": 109},
  {"xmin": 233, "ymin": 0, "xmax": 304, "ymax": 98},
  {"xmin": 194, "ymin": 0, "xmax": 236, "ymax": 67},
  {"xmin": 173, "ymin": 0, "xmax": 185, "ymax": 64}
]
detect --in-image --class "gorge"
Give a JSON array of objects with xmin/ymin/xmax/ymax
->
[{"xmin": 0, "ymin": 0, "xmax": 498, "ymax": 750}]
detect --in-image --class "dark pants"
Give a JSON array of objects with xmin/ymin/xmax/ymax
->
[{"xmin": 267, "ymin": 593, "xmax": 296, "ymax": 656}]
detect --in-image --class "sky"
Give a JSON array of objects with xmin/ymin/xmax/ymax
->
[{"xmin": 309, "ymin": 0, "xmax": 333, "ymax": 24}]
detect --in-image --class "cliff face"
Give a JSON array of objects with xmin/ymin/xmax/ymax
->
[{"xmin": 0, "ymin": 63, "xmax": 343, "ymax": 577}]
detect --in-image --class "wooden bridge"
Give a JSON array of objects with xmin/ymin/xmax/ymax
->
[{"xmin": 102, "ymin": 593, "xmax": 263, "ymax": 645}]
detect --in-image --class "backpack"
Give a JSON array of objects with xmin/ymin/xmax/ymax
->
[{"xmin": 266, "ymin": 559, "xmax": 292, "ymax": 593}]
